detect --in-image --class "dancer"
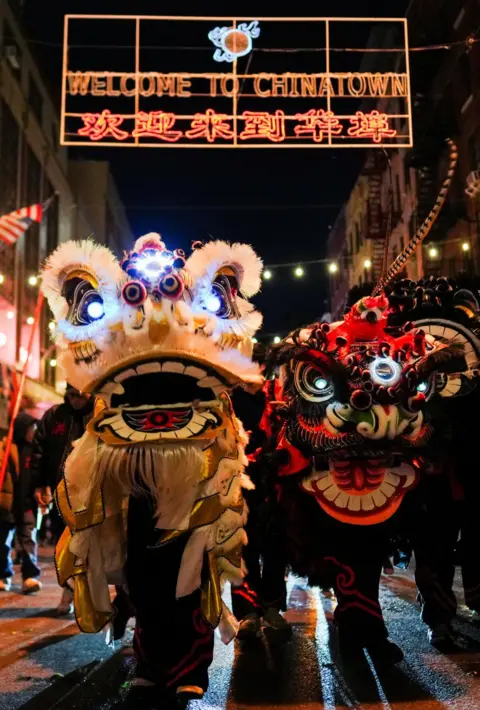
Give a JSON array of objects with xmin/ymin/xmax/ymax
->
[
  {"xmin": 32, "ymin": 384, "xmax": 93, "ymax": 614},
  {"xmin": 262, "ymin": 139, "xmax": 480, "ymax": 665},
  {"xmin": 40, "ymin": 234, "xmax": 263, "ymax": 702}
]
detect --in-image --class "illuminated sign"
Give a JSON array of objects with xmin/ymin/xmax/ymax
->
[{"xmin": 61, "ymin": 16, "xmax": 413, "ymax": 149}]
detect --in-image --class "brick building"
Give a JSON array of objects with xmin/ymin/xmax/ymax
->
[
  {"xmin": 328, "ymin": 0, "xmax": 480, "ymax": 319},
  {"xmin": 0, "ymin": 0, "xmax": 132, "ymax": 407}
]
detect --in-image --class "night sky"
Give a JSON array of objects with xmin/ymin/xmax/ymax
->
[{"xmin": 20, "ymin": 0, "xmax": 409, "ymax": 337}]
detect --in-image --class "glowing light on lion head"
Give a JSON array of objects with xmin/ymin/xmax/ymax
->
[
  {"xmin": 42, "ymin": 233, "xmax": 263, "ymax": 446},
  {"xmin": 42, "ymin": 234, "xmax": 264, "ymax": 639}
]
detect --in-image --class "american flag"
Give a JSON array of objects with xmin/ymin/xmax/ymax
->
[{"xmin": 0, "ymin": 202, "xmax": 44, "ymax": 245}]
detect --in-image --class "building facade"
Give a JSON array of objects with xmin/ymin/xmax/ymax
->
[
  {"xmin": 0, "ymin": 0, "xmax": 132, "ymax": 406},
  {"xmin": 328, "ymin": 0, "xmax": 479, "ymax": 319}
]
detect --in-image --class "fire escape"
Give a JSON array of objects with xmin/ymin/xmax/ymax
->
[
  {"xmin": 362, "ymin": 152, "xmax": 388, "ymax": 280},
  {"xmin": 408, "ymin": 92, "xmax": 460, "ymax": 277}
]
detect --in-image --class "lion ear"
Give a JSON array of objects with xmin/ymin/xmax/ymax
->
[
  {"xmin": 41, "ymin": 240, "xmax": 123, "ymax": 321},
  {"xmin": 186, "ymin": 241, "xmax": 263, "ymax": 298}
]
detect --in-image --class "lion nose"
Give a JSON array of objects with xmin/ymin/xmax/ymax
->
[{"xmin": 365, "ymin": 311, "xmax": 378, "ymax": 324}]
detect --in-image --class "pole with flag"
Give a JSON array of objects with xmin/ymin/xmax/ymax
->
[
  {"xmin": 0, "ymin": 196, "xmax": 55, "ymax": 493},
  {"xmin": 0, "ymin": 196, "xmax": 54, "ymax": 246}
]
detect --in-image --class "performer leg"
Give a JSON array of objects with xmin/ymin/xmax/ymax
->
[
  {"xmin": 17, "ymin": 511, "xmax": 41, "ymax": 587},
  {"xmin": 126, "ymin": 492, "xmax": 214, "ymax": 697},
  {"xmin": 231, "ymin": 488, "xmax": 263, "ymax": 639},
  {"xmin": 0, "ymin": 522, "xmax": 14, "ymax": 588},
  {"xmin": 410, "ymin": 478, "xmax": 459, "ymax": 641},
  {"xmin": 326, "ymin": 530, "xmax": 403, "ymax": 665}
]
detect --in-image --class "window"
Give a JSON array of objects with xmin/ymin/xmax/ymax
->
[
  {"xmin": 28, "ymin": 75, "xmax": 43, "ymax": 125},
  {"xmin": 355, "ymin": 223, "xmax": 360, "ymax": 253}
]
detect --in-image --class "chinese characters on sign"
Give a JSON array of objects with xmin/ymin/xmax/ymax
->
[
  {"xmin": 77, "ymin": 109, "xmax": 398, "ymax": 145},
  {"xmin": 61, "ymin": 16, "xmax": 413, "ymax": 148}
]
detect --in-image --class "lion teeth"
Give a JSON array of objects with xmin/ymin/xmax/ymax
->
[
  {"xmin": 162, "ymin": 362, "xmax": 185, "ymax": 374},
  {"xmin": 198, "ymin": 376, "xmax": 222, "ymax": 389},
  {"xmin": 347, "ymin": 496, "xmax": 361, "ymax": 511},
  {"xmin": 385, "ymin": 471, "xmax": 400, "ymax": 486},
  {"xmin": 99, "ymin": 382, "xmax": 125, "ymax": 396},
  {"xmin": 372, "ymin": 489, "xmax": 387, "ymax": 507},
  {"xmin": 361, "ymin": 495, "xmax": 375, "ymax": 511},
  {"xmin": 136, "ymin": 362, "xmax": 161, "ymax": 374},
  {"xmin": 323, "ymin": 485, "xmax": 340, "ymax": 502},
  {"xmin": 115, "ymin": 369, "xmax": 136, "ymax": 383},
  {"xmin": 185, "ymin": 366, "xmax": 207, "ymax": 379},
  {"xmin": 379, "ymin": 481, "xmax": 396, "ymax": 497}
]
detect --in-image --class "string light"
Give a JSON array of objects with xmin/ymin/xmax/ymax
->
[
  {"xmin": 462, "ymin": 242, "xmax": 471, "ymax": 252},
  {"xmin": 0, "ymin": 274, "xmax": 4, "ymax": 285},
  {"xmin": 263, "ymin": 269, "xmax": 272, "ymax": 280},
  {"xmin": 28, "ymin": 275, "xmax": 38, "ymax": 286},
  {"xmin": 428, "ymin": 246, "xmax": 438, "ymax": 258},
  {"xmin": 26, "ymin": 316, "xmax": 34, "ymax": 325},
  {"xmin": 48, "ymin": 321, "xmax": 55, "ymax": 331},
  {"xmin": 294, "ymin": 266, "xmax": 304, "ymax": 278},
  {"xmin": 252, "ymin": 336, "xmax": 258, "ymax": 343},
  {"xmin": 6, "ymin": 311, "xmax": 14, "ymax": 320},
  {"xmin": 0, "ymin": 333, "xmax": 7, "ymax": 347},
  {"xmin": 328, "ymin": 262, "xmax": 339, "ymax": 274},
  {"xmin": 49, "ymin": 358, "xmax": 57, "ymax": 367},
  {"xmin": 273, "ymin": 336, "xmax": 281, "ymax": 344},
  {"xmin": 363, "ymin": 259, "xmax": 372, "ymax": 269}
]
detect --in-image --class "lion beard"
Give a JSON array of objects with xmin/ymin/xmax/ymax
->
[{"xmin": 65, "ymin": 432, "xmax": 208, "ymax": 531}]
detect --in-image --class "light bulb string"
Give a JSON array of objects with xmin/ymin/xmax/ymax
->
[{"xmin": 27, "ymin": 34, "xmax": 479, "ymax": 53}]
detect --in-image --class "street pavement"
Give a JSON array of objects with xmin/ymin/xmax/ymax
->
[{"xmin": 0, "ymin": 549, "xmax": 480, "ymax": 709}]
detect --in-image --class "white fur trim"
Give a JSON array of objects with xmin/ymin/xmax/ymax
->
[
  {"xmin": 41, "ymin": 240, "xmax": 123, "ymax": 322},
  {"xmin": 186, "ymin": 241, "xmax": 263, "ymax": 298},
  {"xmin": 132, "ymin": 233, "xmax": 166, "ymax": 252}
]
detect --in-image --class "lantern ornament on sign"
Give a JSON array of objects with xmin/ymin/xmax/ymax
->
[{"xmin": 208, "ymin": 21, "xmax": 260, "ymax": 63}]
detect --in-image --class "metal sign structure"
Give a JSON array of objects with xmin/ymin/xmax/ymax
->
[{"xmin": 61, "ymin": 15, "xmax": 413, "ymax": 149}]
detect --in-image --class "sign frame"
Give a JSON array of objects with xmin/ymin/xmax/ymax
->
[{"xmin": 61, "ymin": 15, "xmax": 413, "ymax": 149}]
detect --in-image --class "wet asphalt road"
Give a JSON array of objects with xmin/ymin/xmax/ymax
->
[{"xmin": 1, "ymin": 550, "xmax": 480, "ymax": 709}]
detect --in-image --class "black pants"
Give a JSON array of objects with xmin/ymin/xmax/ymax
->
[
  {"xmin": 126, "ymin": 491, "xmax": 214, "ymax": 692},
  {"xmin": 231, "ymin": 493, "xmax": 288, "ymax": 620},
  {"xmin": 407, "ymin": 475, "xmax": 480, "ymax": 628},
  {"xmin": 0, "ymin": 511, "xmax": 40, "ymax": 580},
  {"xmin": 278, "ymin": 481, "xmax": 391, "ymax": 646}
]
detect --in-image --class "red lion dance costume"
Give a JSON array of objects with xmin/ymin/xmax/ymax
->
[
  {"xmin": 263, "ymin": 140, "xmax": 480, "ymax": 665},
  {"xmin": 40, "ymin": 234, "xmax": 264, "ymax": 702}
]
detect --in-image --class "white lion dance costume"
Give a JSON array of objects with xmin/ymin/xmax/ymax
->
[{"xmin": 41, "ymin": 234, "xmax": 263, "ymax": 700}]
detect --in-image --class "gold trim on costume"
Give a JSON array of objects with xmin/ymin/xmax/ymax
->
[
  {"xmin": 64, "ymin": 269, "xmax": 99, "ymax": 288},
  {"xmin": 74, "ymin": 573, "xmax": 113, "ymax": 633},
  {"xmin": 55, "ymin": 478, "xmax": 105, "ymax": 532},
  {"xmin": 200, "ymin": 550, "xmax": 223, "ymax": 628}
]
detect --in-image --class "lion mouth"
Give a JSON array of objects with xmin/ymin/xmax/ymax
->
[
  {"xmin": 89, "ymin": 356, "xmax": 235, "ymax": 443},
  {"xmin": 302, "ymin": 459, "xmax": 418, "ymax": 524}
]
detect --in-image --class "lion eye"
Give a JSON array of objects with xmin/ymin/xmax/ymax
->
[
  {"xmin": 63, "ymin": 278, "xmax": 105, "ymax": 326},
  {"xmin": 294, "ymin": 363, "xmax": 335, "ymax": 403},
  {"xmin": 204, "ymin": 274, "xmax": 239, "ymax": 319}
]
